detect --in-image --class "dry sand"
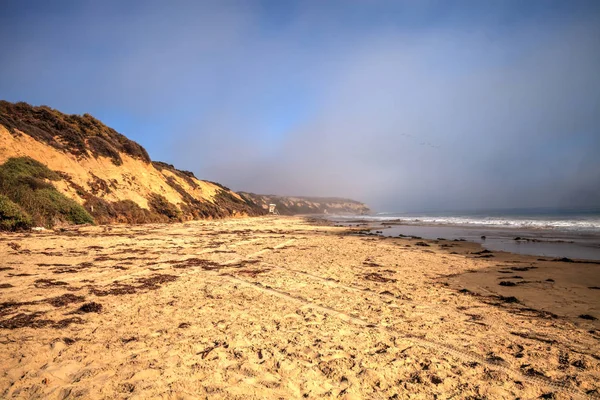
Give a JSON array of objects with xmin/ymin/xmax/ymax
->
[{"xmin": 0, "ymin": 217, "xmax": 599, "ymax": 399}]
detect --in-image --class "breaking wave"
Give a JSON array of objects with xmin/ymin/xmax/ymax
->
[{"xmin": 331, "ymin": 213, "xmax": 600, "ymax": 233}]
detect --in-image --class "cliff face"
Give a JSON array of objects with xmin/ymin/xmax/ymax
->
[
  {"xmin": 239, "ymin": 192, "xmax": 370, "ymax": 215},
  {"xmin": 0, "ymin": 101, "xmax": 264, "ymax": 229}
]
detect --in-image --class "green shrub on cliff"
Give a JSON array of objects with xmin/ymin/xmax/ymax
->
[
  {"xmin": 0, "ymin": 157, "xmax": 94, "ymax": 228},
  {"xmin": 0, "ymin": 195, "xmax": 33, "ymax": 231}
]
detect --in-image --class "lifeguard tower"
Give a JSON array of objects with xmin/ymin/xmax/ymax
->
[{"xmin": 268, "ymin": 203, "xmax": 279, "ymax": 215}]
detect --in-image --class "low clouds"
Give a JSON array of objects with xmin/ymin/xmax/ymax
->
[{"xmin": 1, "ymin": 1, "xmax": 599, "ymax": 211}]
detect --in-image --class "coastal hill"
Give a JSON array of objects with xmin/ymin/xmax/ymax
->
[
  {"xmin": 239, "ymin": 192, "xmax": 370, "ymax": 215},
  {"xmin": 0, "ymin": 101, "xmax": 369, "ymax": 230},
  {"xmin": 0, "ymin": 101, "xmax": 264, "ymax": 229}
]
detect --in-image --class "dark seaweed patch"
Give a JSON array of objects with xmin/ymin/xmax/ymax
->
[
  {"xmin": 0, "ymin": 310, "xmax": 84, "ymax": 330},
  {"xmin": 172, "ymin": 258, "xmax": 222, "ymax": 270},
  {"xmin": 510, "ymin": 266, "xmax": 537, "ymax": 272},
  {"xmin": 34, "ymin": 279, "xmax": 68, "ymax": 288},
  {"xmin": 236, "ymin": 268, "xmax": 271, "ymax": 278},
  {"xmin": 37, "ymin": 263, "xmax": 71, "ymax": 267},
  {"xmin": 90, "ymin": 283, "xmax": 137, "ymax": 297},
  {"xmin": 0, "ymin": 301, "xmax": 37, "ymax": 317},
  {"xmin": 52, "ymin": 317, "xmax": 85, "ymax": 328},
  {"xmin": 362, "ymin": 272, "xmax": 397, "ymax": 283},
  {"xmin": 136, "ymin": 274, "xmax": 178, "ymax": 289},
  {"xmin": 472, "ymin": 249, "xmax": 492, "ymax": 255},
  {"xmin": 72, "ymin": 302, "xmax": 102, "ymax": 314},
  {"xmin": 362, "ymin": 261, "xmax": 381, "ymax": 267},
  {"xmin": 0, "ymin": 312, "xmax": 53, "ymax": 329},
  {"xmin": 90, "ymin": 273, "xmax": 178, "ymax": 296},
  {"xmin": 46, "ymin": 294, "xmax": 85, "ymax": 307}
]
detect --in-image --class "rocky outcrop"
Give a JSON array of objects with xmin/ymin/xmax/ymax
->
[{"xmin": 239, "ymin": 193, "xmax": 370, "ymax": 215}]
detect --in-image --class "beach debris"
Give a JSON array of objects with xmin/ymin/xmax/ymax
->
[
  {"xmin": 578, "ymin": 314, "xmax": 597, "ymax": 321},
  {"xmin": 7, "ymin": 242, "xmax": 21, "ymax": 251},
  {"xmin": 172, "ymin": 258, "xmax": 222, "ymax": 270},
  {"xmin": 497, "ymin": 295, "xmax": 520, "ymax": 304},
  {"xmin": 362, "ymin": 259, "xmax": 382, "ymax": 267},
  {"xmin": 0, "ymin": 312, "xmax": 83, "ymax": 330},
  {"xmin": 472, "ymin": 249, "xmax": 492, "ymax": 255},
  {"xmin": 236, "ymin": 268, "xmax": 270, "ymax": 278},
  {"xmin": 72, "ymin": 302, "xmax": 103, "ymax": 314},
  {"xmin": 0, "ymin": 312, "xmax": 53, "ymax": 329},
  {"xmin": 46, "ymin": 294, "xmax": 85, "ymax": 307},
  {"xmin": 62, "ymin": 337, "xmax": 76, "ymax": 345},
  {"xmin": 414, "ymin": 241, "xmax": 430, "ymax": 247},
  {"xmin": 509, "ymin": 266, "xmax": 537, "ymax": 272},
  {"xmin": 34, "ymin": 279, "xmax": 68, "ymax": 289},
  {"xmin": 136, "ymin": 274, "xmax": 178, "ymax": 290},
  {"xmin": 486, "ymin": 353, "xmax": 505, "ymax": 365},
  {"xmin": 571, "ymin": 359, "xmax": 587, "ymax": 370},
  {"xmin": 552, "ymin": 257, "xmax": 574, "ymax": 263},
  {"xmin": 90, "ymin": 283, "xmax": 137, "ymax": 297},
  {"xmin": 362, "ymin": 272, "xmax": 397, "ymax": 283},
  {"xmin": 198, "ymin": 341, "xmax": 228, "ymax": 359}
]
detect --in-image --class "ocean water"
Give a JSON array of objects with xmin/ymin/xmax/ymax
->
[
  {"xmin": 331, "ymin": 208, "xmax": 600, "ymax": 234},
  {"xmin": 328, "ymin": 209, "xmax": 600, "ymax": 260}
]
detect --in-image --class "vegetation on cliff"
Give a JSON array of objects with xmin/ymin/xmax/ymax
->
[
  {"xmin": 0, "ymin": 157, "xmax": 94, "ymax": 230},
  {"xmin": 0, "ymin": 101, "xmax": 149, "ymax": 166},
  {"xmin": 0, "ymin": 101, "xmax": 265, "ymax": 229},
  {"xmin": 0, "ymin": 101, "xmax": 367, "ymax": 228},
  {"xmin": 152, "ymin": 162, "xmax": 264, "ymax": 219}
]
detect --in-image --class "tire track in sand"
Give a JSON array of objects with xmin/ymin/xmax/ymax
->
[{"xmin": 215, "ymin": 239, "xmax": 593, "ymax": 399}]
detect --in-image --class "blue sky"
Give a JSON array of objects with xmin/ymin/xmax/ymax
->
[{"xmin": 1, "ymin": 0, "xmax": 599, "ymax": 211}]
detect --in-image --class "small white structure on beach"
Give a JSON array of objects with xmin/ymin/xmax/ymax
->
[{"xmin": 268, "ymin": 203, "xmax": 279, "ymax": 215}]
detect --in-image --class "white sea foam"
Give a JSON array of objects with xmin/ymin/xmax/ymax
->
[{"xmin": 331, "ymin": 213, "xmax": 600, "ymax": 233}]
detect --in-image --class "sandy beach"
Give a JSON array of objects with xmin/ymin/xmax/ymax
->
[{"xmin": 1, "ymin": 216, "xmax": 599, "ymax": 399}]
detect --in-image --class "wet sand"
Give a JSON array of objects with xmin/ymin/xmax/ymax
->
[
  {"xmin": 1, "ymin": 217, "xmax": 599, "ymax": 399},
  {"xmin": 335, "ymin": 220, "xmax": 600, "ymax": 260}
]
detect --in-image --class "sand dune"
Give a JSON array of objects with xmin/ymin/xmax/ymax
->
[{"xmin": 0, "ymin": 217, "xmax": 598, "ymax": 399}]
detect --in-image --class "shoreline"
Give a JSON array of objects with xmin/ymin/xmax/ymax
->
[
  {"xmin": 325, "ymin": 216, "xmax": 600, "ymax": 261},
  {"xmin": 0, "ymin": 216, "xmax": 598, "ymax": 398}
]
